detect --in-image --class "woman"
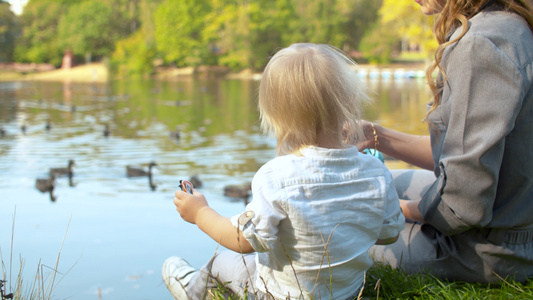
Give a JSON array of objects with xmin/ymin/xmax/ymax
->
[{"xmin": 361, "ymin": 0, "xmax": 533, "ymax": 283}]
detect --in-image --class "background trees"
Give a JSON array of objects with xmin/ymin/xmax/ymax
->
[
  {"xmin": 7, "ymin": 0, "xmax": 436, "ymax": 73},
  {"xmin": 57, "ymin": 1, "xmax": 130, "ymax": 63},
  {"xmin": 0, "ymin": 1, "xmax": 19, "ymax": 62}
]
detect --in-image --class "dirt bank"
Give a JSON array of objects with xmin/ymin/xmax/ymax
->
[{"xmin": 0, "ymin": 61, "xmax": 428, "ymax": 83}]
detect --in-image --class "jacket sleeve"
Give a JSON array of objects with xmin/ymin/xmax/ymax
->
[{"xmin": 418, "ymin": 32, "xmax": 525, "ymax": 235}]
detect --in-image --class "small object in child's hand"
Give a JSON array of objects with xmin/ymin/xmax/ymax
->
[{"xmin": 179, "ymin": 180, "xmax": 194, "ymax": 194}]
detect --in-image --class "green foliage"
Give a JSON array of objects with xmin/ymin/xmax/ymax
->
[
  {"xmin": 374, "ymin": 0, "xmax": 437, "ymax": 60},
  {"xmin": 111, "ymin": 29, "xmax": 156, "ymax": 77},
  {"xmin": 363, "ymin": 263, "xmax": 533, "ymax": 299},
  {"xmin": 341, "ymin": 0, "xmax": 383, "ymax": 50},
  {"xmin": 0, "ymin": 1, "xmax": 20, "ymax": 62},
  {"xmin": 57, "ymin": 1, "xmax": 129, "ymax": 61},
  {"xmin": 154, "ymin": 0, "xmax": 214, "ymax": 67},
  {"xmin": 14, "ymin": 0, "xmax": 79, "ymax": 66},
  {"xmin": 359, "ymin": 23, "xmax": 398, "ymax": 64},
  {"xmin": 110, "ymin": 0, "xmax": 162, "ymax": 78},
  {"xmin": 208, "ymin": 262, "xmax": 533, "ymax": 299},
  {"xmin": 11, "ymin": 0, "xmax": 430, "ymax": 72}
]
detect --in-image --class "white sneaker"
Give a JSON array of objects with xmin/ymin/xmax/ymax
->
[{"xmin": 162, "ymin": 256, "xmax": 198, "ymax": 300}]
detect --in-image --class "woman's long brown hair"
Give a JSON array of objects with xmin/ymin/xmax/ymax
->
[{"xmin": 426, "ymin": 0, "xmax": 533, "ymax": 118}]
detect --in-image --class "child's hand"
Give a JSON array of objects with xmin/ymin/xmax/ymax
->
[{"xmin": 173, "ymin": 189, "xmax": 209, "ymax": 224}]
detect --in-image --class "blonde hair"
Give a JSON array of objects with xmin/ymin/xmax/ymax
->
[
  {"xmin": 258, "ymin": 43, "xmax": 370, "ymax": 155},
  {"xmin": 426, "ymin": 0, "xmax": 533, "ymax": 118}
]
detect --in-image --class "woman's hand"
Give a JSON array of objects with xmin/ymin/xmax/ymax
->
[
  {"xmin": 399, "ymin": 199, "xmax": 424, "ymax": 223},
  {"xmin": 343, "ymin": 120, "xmax": 377, "ymax": 151},
  {"xmin": 174, "ymin": 189, "xmax": 209, "ymax": 224}
]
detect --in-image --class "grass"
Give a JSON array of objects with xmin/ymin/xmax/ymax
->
[
  {"xmin": 189, "ymin": 225, "xmax": 533, "ymax": 300},
  {"xmin": 206, "ymin": 262, "xmax": 533, "ymax": 299},
  {"xmin": 1, "ymin": 209, "xmax": 73, "ymax": 300},
  {"xmin": 362, "ymin": 263, "xmax": 533, "ymax": 299}
]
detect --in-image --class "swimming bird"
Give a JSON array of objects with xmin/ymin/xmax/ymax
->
[
  {"xmin": 35, "ymin": 175, "xmax": 56, "ymax": 202},
  {"xmin": 126, "ymin": 161, "xmax": 157, "ymax": 177},
  {"xmin": 0, "ymin": 128, "xmax": 5, "ymax": 137},
  {"xmin": 169, "ymin": 126, "xmax": 180, "ymax": 140},
  {"xmin": 149, "ymin": 174, "xmax": 157, "ymax": 191},
  {"xmin": 50, "ymin": 160, "xmax": 75, "ymax": 177},
  {"xmin": 224, "ymin": 182, "xmax": 252, "ymax": 206},
  {"xmin": 103, "ymin": 124, "xmax": 111, "ymax": 137},
  {"xmin": 21, "ymin": 123, "xmax": 27, "ymax": 134},
  {"xmin": 45, "ymin": 120, "xmax": 52, "ymax": 131},
  {"xmin": 189, "ymin": 175, "xmax": 203, "ymax": 189}
]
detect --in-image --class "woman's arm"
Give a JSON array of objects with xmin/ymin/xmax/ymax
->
[
  {"xmin": 174, "ymin": 190, "xmax": 254, "ymax": 253},
  {"xmin": 365, "ymin": 121, "xmax": 434, "ymax": 170}
]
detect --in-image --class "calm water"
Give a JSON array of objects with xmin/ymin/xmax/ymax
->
[{"xmin": 0, "ymin": 76, "xmax": 429, "ymax": 299}]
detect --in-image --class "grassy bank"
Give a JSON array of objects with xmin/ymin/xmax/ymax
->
[
  {"xmin": 362, "ymin": 264, "xmax": 533, "ymax": 299},
  {"xmin": 208, "ymin": 264, "xmax": 533, "ymax": 299}
]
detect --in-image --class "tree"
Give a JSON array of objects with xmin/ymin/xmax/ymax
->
[
  {"xmin": 57, "ymin": 1, "xmax": 130, "ymax": 62},
  {"xmin": 0, "ymin": 0, "xmax": 20, "ymax": 62},
  {"xmin": 111, "ymin": 0, "xmax": 163, "ymax": 77},
  {"xmin": 361, "ymin": 0, "xmax": 436, "ymax": 63},
  {"xmin": 14, "ymin": 0, "xmax": 80, "ymax": 66},
  {"xmin": 282, "ymin": 0, "xmax": 380, "ymax": 54},
  {"xmin": 339, "ymin": 0, "xmax": 382, "ymax": 51},
  {"xmin": 203, "ymin": 0, "xmax": 297, "ymax": 71},
  {"xmin": 154, "ymin": 0, "xmax": 213, "ymax": 67}
]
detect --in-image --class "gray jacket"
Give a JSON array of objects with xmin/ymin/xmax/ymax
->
[{"xmin": 419, "ymin": 9, "xmax": 533, "ymax": 236}]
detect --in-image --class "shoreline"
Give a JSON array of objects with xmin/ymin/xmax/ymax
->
[{"xmin": 0, "ymin": 62, "xmax": 428, "ymax": 83}]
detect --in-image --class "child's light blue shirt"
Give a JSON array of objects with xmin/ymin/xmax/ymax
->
[{"xmin": 231, "ymin": 145, "xmax": 404, "ymax": 299}]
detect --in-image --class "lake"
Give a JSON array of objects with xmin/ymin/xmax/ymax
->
[{"xmin": 0, "ymin": 75, "xmax": 429, "ymax": 300}]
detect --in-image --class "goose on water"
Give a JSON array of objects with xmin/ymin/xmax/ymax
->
[
  {"xmin": 169, "ymin": 126, "xmax": 180, "ymax": 140},
  {"xmin": 224, "ymin": 182, "xmax": 252, "ymax": 206},
  {"xmin": 126, "ymin": 162, "xmax": 157, "ymax": 177},
  {"xmin": 35, "ymin": 175, "xmax": 56, "ymax": 202},
  {"xmin": 189, "ymin": 175, "xmax": 203, "ymax": 188},
  {"xmin": 50, "ymin": 160, "xmax": 75, "ymax": 177},
  {"xmin": 103, "ymin": 124, "xmax": 111, "ymax": 137}
]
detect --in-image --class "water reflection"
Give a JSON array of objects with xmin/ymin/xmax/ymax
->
[{"xmin": 0, "ymin": 77, "xmax": 430, "ymax": 299}]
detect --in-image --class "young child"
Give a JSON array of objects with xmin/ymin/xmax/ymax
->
[{"xmin": 163, "ymin": 43, "xmax": 405, "ymax": 300}]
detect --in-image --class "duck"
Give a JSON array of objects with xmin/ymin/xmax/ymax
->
[
  {"xmin": 189, "ymin": 175, "xmax": 203, "ymax": 189},
  {"xmin": 68, "ymin": 172, "xmax": 76, "ymax": 187},
  {"xmin": 35, "ymin": 175, "xmax": 56, "ymax": 202},
  {"xmin": 103, "ymin": 124, "xmax": 111, "ymax": 137},
  {"xmin": 45, "ymin": 120, "xmax": 52, "ymax": 131},
  {"xmin": 148, "ymin": 174, "xmax": 157, "ymax": 191},
  {"xmin": 21, "ymin": 123, "xmax": 27, "ymax": 134},
  {"xmin": 0, "ymin": 127, "xmax": 5, "ymax": 137},
  {"xmin": 169, "ymin": 126, "xmax": 180, "ymax": 140},
  {"xmin": 224, "ymin": 182, "xmax": 252, "ymax": 206},
  {"xmin": 50, "ymin": 160, "xmax": 75, "ymax": 177},
  {"xmin": 126, "ymin": 161, "xmax": 157, "ymax": 177}
]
